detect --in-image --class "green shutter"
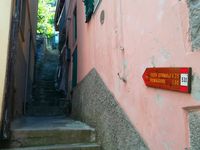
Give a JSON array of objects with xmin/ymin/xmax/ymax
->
[{"xmin": 83, "ymin": 0, "xmax": 94, "ymax": 23}]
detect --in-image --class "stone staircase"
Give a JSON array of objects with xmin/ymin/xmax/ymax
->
[
  {"xmin": 27, "ymin": 80, "xmax": 68, "ymax": 116},
  {"xmin": 26, "ymin": 49, "xmax": 68, "ymax": 116},
  {"xmin": 0, "ymin": 48, "xmax": 101, "ymax": 149},
  {"xmin": 1, "ymin": 116, "xmax": 100, "ymax": 150}
]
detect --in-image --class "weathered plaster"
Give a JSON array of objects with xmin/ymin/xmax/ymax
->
[
  {"xmin": 155, "ymin": 94, "xmax": 164, "ymax": 107},
  {"xmin": 150, "ymin": 49, "xmax": 171, "ymax": 67},
  {"xmin": 188, "ymin": 0, "xmax": 200, "ymax": 51},
  {"xmin": 160, "ymin": 49, "xmax": 171, "ymax": 60},
  {"xmin": 157, "ymin": 0, "xmax": 165, "ymax": 21}
]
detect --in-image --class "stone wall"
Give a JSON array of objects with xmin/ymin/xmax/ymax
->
[
  {"xmin": 71, "ymin": 69, "xmax": 149, "ymax": 150},
  {"xmin": 188, "ymin": 0, "xmax": 200, "ymax": 51},
  {"xmin": 189, "ymin": 110, "xmax": 200, "ymax": 150},
  {"xmin": 191, "ymin": 74, "xmax": 200, "ymax": 101}
]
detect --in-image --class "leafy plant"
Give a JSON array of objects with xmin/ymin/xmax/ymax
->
[{"xmin": 37, "ymin": 0, "xmax": 56, "ymax": 38}]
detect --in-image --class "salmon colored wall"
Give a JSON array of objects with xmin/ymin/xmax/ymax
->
[{"xmin": 66, "ymin": 0, "xmax": 200, "ymax": 149}]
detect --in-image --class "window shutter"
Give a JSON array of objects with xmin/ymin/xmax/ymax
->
[{"xmin": 83, "ymin": 0, "xmax": 94, "ymax": 23}]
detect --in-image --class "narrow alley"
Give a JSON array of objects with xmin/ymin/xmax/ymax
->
[
  {"xmin": 1, "ymin": 0, "xmax": 200, "ymax": 150},
  {"xmin": 26, "ymin": 48, "xmax": 67, "ymax": 116}
]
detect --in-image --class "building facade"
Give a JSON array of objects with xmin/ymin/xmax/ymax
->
[
  {"xmin": 0, "ymin": 0, "xmax": 38, "ymax": 138},
  {"xmin": 55, "ymin": 0, "xmax": 200, "ymax": 149}
]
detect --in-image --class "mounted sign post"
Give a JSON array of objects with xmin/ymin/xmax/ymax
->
[{"xmin": 142, "ymin": 67, "xmax": 192, "ymax": 93}]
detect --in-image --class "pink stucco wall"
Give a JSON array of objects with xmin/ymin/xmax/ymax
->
[{"xmin": 66, "ymin": 0, "xmax": 200, "ymax": 149}]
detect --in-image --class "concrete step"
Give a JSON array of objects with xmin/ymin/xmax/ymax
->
[
  {"xmin": 33, "ymin": 86, "xmax": 56, "ymax": 89},
  {"xmin": 38, "ymin": 77, "xmax": 55, "ymax": 81},
  {"xmin": 31, "ymin": 99, "xmax": 65, "ymax": 104},
  {"xmin": 34, "ymin": 83, "xmax": 54, "ymax": 85},
  {"xmin": 32, "ymin": 95, "xmax": 63, "ymax": 100},
  {"xmin": 34, "ymin": 79, "xmax": 54, "ymax": 82},
  {"xmin": 26, "ymin": 106, "xmax": 67, "ymax": 116},
  {"xmin": 33, "ymin": 90, "xmax": 58, "ymax": 95},
  {"xmin": 34, "ymin": 88, "xmax": 56, "ymax": 91},
  {"xmin": 27, "ymin": 98, "xmax": 68, "ymax": 105},
  {"xmin": 9, "ymin": 117, "xmax": 96, "ymax": 148},
  {"xmin": 27, "ymin": 100, "xmax": 67, "ymax": 107},
  {"xmin": 35, "ymin": 80, "xmax": 55, "ymax": 83},
  {"xmin": 33, "ymin": 85, "xmax": 55, "ymax": 89},
  {"xmin": 2, "ymin": 143, "xmax": 101, "ymax": 150}
]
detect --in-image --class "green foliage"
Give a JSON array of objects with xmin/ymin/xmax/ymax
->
[{"xmin": 37, "ymin": 0, "xmax": 56, "ymax": 38}]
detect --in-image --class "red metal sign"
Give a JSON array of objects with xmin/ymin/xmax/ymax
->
[{"xmin": 142, "ymin": 67, "xmax": 192, "ymax": 93}]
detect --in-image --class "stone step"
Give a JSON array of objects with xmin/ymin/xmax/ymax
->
[
  {"xmin": 29, "ymin": 97, "xmax": 67, "ymax": 103},
  {"xmin": 9, "ymin": 117, "xmax": 96, "ymax": 148},
  {"xmin": 34, "ymin": 84, "xmax": 55, "ymax": 88},
  {"xmin": 33, "ymin": 91, "xmax": 58, "ymax": 94},
  {"xmin": 33, "ymin": 92, "xmax": 64, "ymax": 100},
  {"xmin": 32, "ymin": 90, "xmax": 65, "ymax": 95},
  {"xmin": 36, "ymin": 78, "xmax": 55, "ymax": 82},
  {"xmin": 1, "ymin": 143, "xmax": 101, "ymax": 150},
  {"xmin": 35, "ymin": 80, "xmax": 55, "ymax": 83},
  {"xmin": 32, "ymin": 91, "xmax": 62, "ymax": 95},
  {"xmin": 27, "ymin": 96, "xmax": 69, "ymax": 104},
  {"xmin": 38, "ymin": 76, "xmax": 55, "ymax": 79},
  {"xmin": 35, "ymin": 95, "xmax": 60, "ymax": 98},
  {"xmin": 29, "ymin": 98, "xmax": 65, "ymax": 103},
  {"xmin": 36, "ymin": 85, "xmax": 61, "ymax": 88},
  {"xmin": 35, "ymin": 77, "xmax": 55, "ymax": 84},
  {"xmin": 34, "ymin": 83, "xmax": 54, "ymax": 86},
  {"xmin": 34, "ymin": 85, "xmax": 55, "ymax": 87},
  {"xmin": 26, "ymin": 106, "xmax": 67, "ymax": 116}
]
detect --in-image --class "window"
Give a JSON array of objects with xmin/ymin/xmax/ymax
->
[{"xmin": 83, "ymin": 0, "xmax": 101, "ymax": 23}]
